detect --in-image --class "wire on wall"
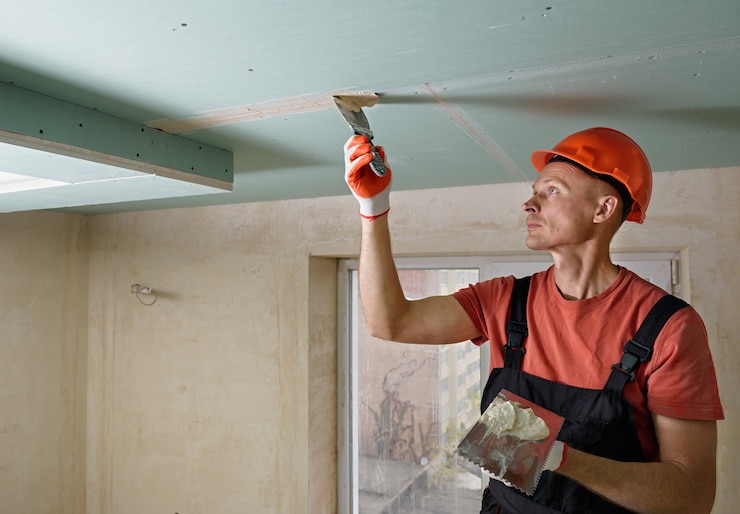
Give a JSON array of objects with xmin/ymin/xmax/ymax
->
[{"xmin": 130, "ymin": 283, "xmax": 158, "ymax": 306}]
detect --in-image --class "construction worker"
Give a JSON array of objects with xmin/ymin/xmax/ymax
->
[{"xmin": 343, "ymin": 127, "xmax": 723, "ymax": 513}]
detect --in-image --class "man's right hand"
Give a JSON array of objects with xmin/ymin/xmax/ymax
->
[{"xmin": 344, "ymin": 135, "xmax": 392, "ymax": 219}]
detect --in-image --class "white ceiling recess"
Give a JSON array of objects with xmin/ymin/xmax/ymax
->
[{"xmin": 0, "ymin": 81, "xmax": 232, "ymax": 212}]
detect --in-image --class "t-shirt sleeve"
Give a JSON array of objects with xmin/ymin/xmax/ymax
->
[
  {"xmin": 451, "ymin": 276, "xmax": 514, "ymax": 346},
  {"xmin": 646, "ymin": 306, "xmax": 724, "ymax": 420}
]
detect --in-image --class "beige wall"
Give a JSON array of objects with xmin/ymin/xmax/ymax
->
[
  {"xmin": 0, "ymin": 212, "xmax": 88, "ymax": 513},
  {"xmin": 0, "ymin": 166, "xmax": 737, "ymax": 513}
]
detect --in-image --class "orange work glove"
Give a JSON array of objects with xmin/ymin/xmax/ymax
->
[{"xmin": 344, "ymin": 135, "xmax": 392, "ymax": 219}]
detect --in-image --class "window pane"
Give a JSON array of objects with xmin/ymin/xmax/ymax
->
[{"xmin": 353, "ymin": 268, "xmax": 482, "ymax": 513}]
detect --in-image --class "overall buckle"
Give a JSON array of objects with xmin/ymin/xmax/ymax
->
[
  {"xmin": 503, "ymin": 320, "xmax": 528, "ymax": 354},
  {"xmin": 611, "ymin": 338, "xmax": 651, "ymax": 381}
]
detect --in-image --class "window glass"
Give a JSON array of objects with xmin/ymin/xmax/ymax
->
[{"xmin": 351, "ymin": 267, "xmax": 483, "ymax": 513}]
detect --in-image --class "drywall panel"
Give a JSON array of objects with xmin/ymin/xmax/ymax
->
[
  {"xmin": 3, "ymin": 1, "xmax": 738, "ymax": 214},
  {"xmin": 0, "ymin": 81, "xmax": 233, "ymax": 212}
]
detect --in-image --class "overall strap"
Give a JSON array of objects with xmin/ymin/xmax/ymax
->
[
  {"xmin": 604, "ymin": 294, "xmax": 689, "ymax": 394},
  {"xmin": 503, "ymin": 276, "xmax": 531, "ymax": 369}
]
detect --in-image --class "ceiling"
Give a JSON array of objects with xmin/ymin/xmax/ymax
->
[{"xmin": 1, "ymin": 0, "xmax": 738, "ymax": 215}]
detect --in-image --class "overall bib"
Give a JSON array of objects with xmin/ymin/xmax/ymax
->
[{"xmin": 480, "ymin": 277, "xmax": 687, "ymax": 514}]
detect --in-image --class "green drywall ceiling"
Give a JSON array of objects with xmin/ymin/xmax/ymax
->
[{"xmin": 0, "ymin": 0, "xmax": 737, "ymax": 214}]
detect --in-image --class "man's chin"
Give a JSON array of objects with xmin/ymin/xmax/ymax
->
[{"xmin": 524, "ymin": 237, "xmax": 543, "ymax": 251}]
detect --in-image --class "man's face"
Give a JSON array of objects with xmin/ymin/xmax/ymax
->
[{"xmin": 521, "ymin": 161, "xmax": 608, "ymax": 252}]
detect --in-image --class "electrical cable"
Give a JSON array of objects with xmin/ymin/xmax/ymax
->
[{"xmin": 130, "ymin": 283, "xmax": 157, "ymax": 306}]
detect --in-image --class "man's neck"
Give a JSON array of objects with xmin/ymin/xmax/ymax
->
[{"xmin": 550, "ymin": 249, "xmax": 619, "ymax": 300}]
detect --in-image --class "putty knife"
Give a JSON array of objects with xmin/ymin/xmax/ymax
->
[
  {"xmin": 333, "ymin": 95, "xmax": 387, "ymax": 177},
  {"xmin": 456, "ymin": 389, "xmax": 565, "ymax": 496}
]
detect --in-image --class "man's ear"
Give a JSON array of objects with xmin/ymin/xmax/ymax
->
[{"xmin": 593, "ymin": 194, "xmax": 620, "ymax": 224}]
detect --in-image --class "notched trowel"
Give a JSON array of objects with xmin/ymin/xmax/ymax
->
[
  {"xmin": 333, "ymin": 93, "xmax": 387, "ymax": 176},
  {"xmin": 456, "ymin": 389, "xmax": 565, "ymax": 496}
]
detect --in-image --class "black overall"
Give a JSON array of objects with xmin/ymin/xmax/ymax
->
[{"xmin": 480, "ymin": 276, "xmax": 687, "ymax": 514}]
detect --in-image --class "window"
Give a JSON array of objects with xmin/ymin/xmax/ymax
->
[
  {"xmin": 457, "ymin": 372, "xmax": 466, "ymax": 388},
  {"xmin": 338, "ymin": 253, "xmax": 679, "ymax": 513},
  {"xmin": 456, "ymin": 346, "xmax": 465, "ymax": 363},
  {"xmin": 338, "ymin": 260, "xmax": 485, "ymax": 513}
]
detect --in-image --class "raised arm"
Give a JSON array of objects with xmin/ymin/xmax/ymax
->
[{"xmin": 344, "ymin": 136, "xmax": 480, "ymax": 345}]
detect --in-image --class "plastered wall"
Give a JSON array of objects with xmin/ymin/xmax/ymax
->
[
  {"xmin": 0, "ymin": 167, "xmax": 737, "ymax": 514},
  {"xmin": 0, "ymin": 212, "xmax": 88, "ymax": 513}
]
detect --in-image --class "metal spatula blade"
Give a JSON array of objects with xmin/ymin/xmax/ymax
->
[
  {"xmin": 456, "ymin": 389, "xmax": 565, "ymax": 496},
  {"xmin": 333, "ymin": 95, "xmax": 387, "ymax": 177}
]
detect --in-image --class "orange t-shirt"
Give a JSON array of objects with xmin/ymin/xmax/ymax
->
[{"xmin": 452, "ymin": 266, "xmax": 724, "ymax": 461}]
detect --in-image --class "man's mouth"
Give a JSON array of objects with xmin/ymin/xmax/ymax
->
[{"xmin": 526, "ymin": 218, "xmax": 541, "ymax": 229}]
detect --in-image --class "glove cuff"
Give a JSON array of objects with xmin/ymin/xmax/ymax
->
[
  {"xmin": 360, "ymin": 208, "xmax": 390, "ymax": 221},
  {"xmin": 356, "ymin": 192, "xmax": 390, "ymax": 219},
  {"xmin": 544, "ymin": 440, "xmax": 568, "ymax": 472}
]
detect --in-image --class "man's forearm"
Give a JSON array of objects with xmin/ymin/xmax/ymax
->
[
  {"xmin": 558, "ymin": 448, "xmax": 715, "ymax": 514},
  {"xmin": 358, "ymin": 215, "xmax": 409, "ymax": 340}
]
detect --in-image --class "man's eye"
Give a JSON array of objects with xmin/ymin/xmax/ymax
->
[{"xmin": 548, "ymin": 187, "xmax": 558, "ymax": 194}]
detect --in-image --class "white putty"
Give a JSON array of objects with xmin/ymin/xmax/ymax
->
[{"xmin": 481, "ymin": 396, "xmax": 549, "ymax": 441}]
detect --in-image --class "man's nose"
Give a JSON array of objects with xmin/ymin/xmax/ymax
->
[{"xmin": 522, "ymin": 196, "xmax": 538, "ymax": 213}]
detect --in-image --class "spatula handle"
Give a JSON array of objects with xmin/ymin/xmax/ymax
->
[{"xmin": 369, "ymin": 143, "xmax": 387, "ymax": 177}]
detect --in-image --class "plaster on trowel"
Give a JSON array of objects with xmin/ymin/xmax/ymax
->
[
  {"xmin": 456, "ymin": 389, "xmax": 565, "ymax": 496},
  {"xmin": 333, "ymin": 93, "xmax": 387, "ymax": 176}
]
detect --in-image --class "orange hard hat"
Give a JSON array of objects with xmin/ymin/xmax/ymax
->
[{"xmin": 531, "ymin": 127, "xmax": 652, "ymax": 223}]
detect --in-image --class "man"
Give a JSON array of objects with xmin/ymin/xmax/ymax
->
[{"xmin": 343, "ymin": 127, "xmax": 723, "ymax": 513}]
